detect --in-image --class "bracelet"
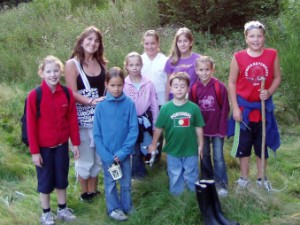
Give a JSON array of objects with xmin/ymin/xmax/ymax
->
[{"xmin": 88, "ymin": 98, "xmax": 94, "ymax": 106}]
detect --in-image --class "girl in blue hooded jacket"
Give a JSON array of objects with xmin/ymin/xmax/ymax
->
[{"xmin": 93, "ymin": 67, "xmax": 138, "ymax": 221}]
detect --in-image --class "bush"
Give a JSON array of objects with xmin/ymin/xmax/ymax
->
[
  {"xmin": 267, "ymin": 1, "xmax": 300, "ymax": 119},
  {"xmin": 158, "ymin": 0, "xmax": 283, "ymax": 34}
]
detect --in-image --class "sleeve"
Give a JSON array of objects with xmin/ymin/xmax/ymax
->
[
  {"xmin": 149, "ymin": 83, "xmax": 159, "ymax": 127},
  {"xmin": 218, "ymin": 82, "xmax": 230, "ymax": 136},
  {"xmin": 114, "ymin": 101, "xmax": 139, "ymax": 162},
  {"xmin": 193, "ymin": 103, "xmax": 205, "ymax": 128},
  {"xmin": 67, "ymin": 88, "xmax": 80, "ymax": 146},
  {"xmin": 164, "ymin": 58, "xmax": 173, "ymax": 74},
  {"xmin": 27, "ymin": 90, "xmax": 40, "ymax": 154},
  {"xmin": 93, "ymin": 104, "xmax": 114, "ymax": 164},
  {"xmin": 154, "ymin": 106, "xmax": 166, "ymax": 129}
]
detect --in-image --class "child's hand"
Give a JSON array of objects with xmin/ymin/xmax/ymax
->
[
  {"xmin": 32, "ymin": 153, "xmax": 43, "ymax": 167},
  {"xmin": 198, "ymin": 146, "xmax": 203, "ymax": 159},
  {"xmin": 147, "ymin": 144, "xmax": 156, "ymax": 154},
  {"xmin": 73, "ymin": 146, "xmax": 80, "ymax": 160},
  {"xmin": 259, "ymin": 89, "xmax": 269, "ymax": 101},
  {"xmin": 114, "ymin": 155, "xmax": 120, "ymax": 163},
  {"xmin": 232, "ymin": 107, "xmax": 242, "ymax": 122}
]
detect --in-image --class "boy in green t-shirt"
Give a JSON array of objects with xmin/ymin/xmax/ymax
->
[{"xmin": 148, "ymin": 72, "xmax": 205, "ymax": 195}]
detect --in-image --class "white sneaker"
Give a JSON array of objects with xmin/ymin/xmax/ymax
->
[
  {"xmin": 236, "ymin": 177, "xmax": 250, "ymax": 188},
  {"xmin": 256, "ymin": 178, "xmax": 272, "ymax": 192},
  {"xmin": 57, "ymin": 208, "xmax": 76, "ymax": 221},
  {"xmin": 40, "ymin": 211, "xmax": 56, "ymax": 225},
  {"xmin": 217, "ymin": 188, "xmax": 228, "ymax": 197},
  {"xmin": 109, "ymin": 209, "xmax": 128, "ymax": 221}
]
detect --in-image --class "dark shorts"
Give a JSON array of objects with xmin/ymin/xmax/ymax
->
[
  {"xmin": 236, "ymin": 122, "xmax": 268, "ymax": 158},
  {"xmin": 36, "ymin": 142, "xmax": 69, "ymax": 194}
]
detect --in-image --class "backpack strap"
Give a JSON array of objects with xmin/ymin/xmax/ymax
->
[
  {"xmin": 35, "ymin": 85, "xmax": 70, "ymax": 118},
  {"xmin": 35, "ymin": 86, "xmax": 42, "ymax": 118},
  {"xmin": 191, "ymin": 82, "xmax": 198, "ymax": 102},
  {"xmin": 61, "ymin": 85, "xmax": 70, "ymax": 103},
  {"xmin": 213, "ymin": 80, "xmax": 222, "ymax": 107}
]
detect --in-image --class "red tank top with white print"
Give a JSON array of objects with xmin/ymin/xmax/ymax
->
[{"xmin": 235, "ymin": 48, "xmax": 277, "ymax": 122}]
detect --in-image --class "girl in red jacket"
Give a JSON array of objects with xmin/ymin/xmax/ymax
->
[{"xmin": 27, "ymin": 55, "xmax": 80, "ymax": 225}]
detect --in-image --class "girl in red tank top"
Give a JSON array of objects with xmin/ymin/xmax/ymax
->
[{"xmin": 228, "ymin": 21, "xmax": 281, "ymax": 190}]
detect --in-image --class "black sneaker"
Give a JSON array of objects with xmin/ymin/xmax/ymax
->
[{"xmin": 80, "ymin": 192, "xmax": 93, "ymax": 203}]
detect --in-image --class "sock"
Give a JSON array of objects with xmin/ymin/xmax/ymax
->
[
  {"xmin": 43, "ymin": 208, "xmax": 51, "ymax": 213},
  {"xmin": 58, "ymin": 203, "xmax": 66, "ymax": 211}
]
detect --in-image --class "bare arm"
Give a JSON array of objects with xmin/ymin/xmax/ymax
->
[
  {"xmin": 195, "ymin": 127, "xmax": 204, "ymax": 159},
  {"xmin": 260, "ymin": 54, "xmax": 281, "ymax": 100},
  {"xmin": 228, "ymin": 56, "xmax": 242, "ymax": 122},
  {"xmin": 165, "ymin": 73, "xmax": 171, "ymax": 101},
  {"xmin": 148, "ymin": 128, "xmax": 163, "ymax": 153}
]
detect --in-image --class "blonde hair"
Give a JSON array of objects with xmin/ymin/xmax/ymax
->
[
  {"xmin": 195, "ymin": 56, "xmax": 215, "ymax": 70},
  {"xmin": 169, "ymin": 27, "xmax": 194, "ymax": 65},
  {"xmin": 123, "ymin": 52, "xmax": 143, "ymax": 74},
  {"xmin": 244, "ymin": 21, "xmax": 265, "ymax": 36},
  {"xmin": 38, "ymin": 55, "xmax": 64, "ymax": 75},
  {"xmin": 142, "ymin": 30, "xmax": 160, "ymax": 51},
  {"xmin": 169, "ymin": 72, "xmax": 190, "ymax": 87}
]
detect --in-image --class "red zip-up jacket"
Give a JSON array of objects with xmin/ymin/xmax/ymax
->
[{"xmin": 27, "ymin": 80, "xmax": 80, "ymax": 154}]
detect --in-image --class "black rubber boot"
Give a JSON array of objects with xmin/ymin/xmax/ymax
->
[
  {"xmin": 195, "ymin": 181, "xmax": 222, "ymax": 225},
  {"xmin": 200, "ymin": 180, "xmax": 240, "ymax": 225}
]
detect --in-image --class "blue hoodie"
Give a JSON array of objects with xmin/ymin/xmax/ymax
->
[{"xmin": 93, "ymin": 92, "xmax": 138, "ymax": 165}]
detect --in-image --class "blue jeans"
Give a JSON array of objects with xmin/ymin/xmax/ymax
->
[
  {"xmin": 131, "ymin": 143, "xmax": 147, "ymax": 179},
  {"xmin": 201, "ymin": 136, "xmax": 228, "ymax": 189},
  {"xmin": 102, "ymin": 156, "xmax": 132, "ymax": 214},
  {"xmin": 167, "ymin": 154, "xmax": 199, "ymax": 195}
]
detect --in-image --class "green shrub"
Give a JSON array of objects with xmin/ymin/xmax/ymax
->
[
  {"xmin": 267, "ymin": 1, "xmax": 300, "ymax": 119},
  {"xmin": 158, "ymin": 0, "xmax": 283, "ymax": 34}
]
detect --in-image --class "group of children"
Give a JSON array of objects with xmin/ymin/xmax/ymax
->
[{"xmin": 26, "ymin": 20, "xmax": 281, "ymax": 224}]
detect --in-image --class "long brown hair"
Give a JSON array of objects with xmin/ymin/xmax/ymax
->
[{"xmin": 70, "ymin": 25, "xmax": 108, "ymax": 66}]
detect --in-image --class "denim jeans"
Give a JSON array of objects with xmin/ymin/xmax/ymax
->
[
  {"xmin": 201, "ymin": 136, "xmax": 228, "ymax": 189},
  {"xmin": 167, "ymin": 154, "xmax": 199, "ymax": 195},
  {"xmin": 102, "ymin": 156, "xmax": 132, "ymax": 214},
  {"xmin": 131, "ymin": 143, "xmax": 147, "ymax": 179}
]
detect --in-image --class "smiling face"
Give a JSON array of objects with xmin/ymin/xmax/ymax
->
[
  {"xmin": 105, "ymin": 76, "xmax": 124, "ymax": 98},
  {"xmin": 81, "ymin": 32, "xmax": 100, "ymax": 54},
  {"xmin": 143, "ymin": 35, "xmax": 159, "ymax": 59},
  {"xmin": 176, "ymin": 34, "xmax": 193, "ymax": 56},
  {"xmin": 196, "ymin": 62, "xmax": 214, "ymax": 85},
  {"xmin": 245, "ymin": 28, "xmax": 265, "ymax": 52},
  {"xmin": 39, "ymin": 62, "xmax": 62, "ymax": 91}
]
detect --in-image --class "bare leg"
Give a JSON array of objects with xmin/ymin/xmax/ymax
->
[
  {"xmin": 256, "ymin": 156, "xmax": 267, "ymax": 179},
  {"xmin": 56, "ymin": 189, "xmax": 66, "ymax": 205},
  {"xmin": 40, "ymin": 193, "xmax": 50, "ymax": 209},
  {"xmin": 78, "ymin": 175, "xmax": 88, "ymax": 194},
  {"xmin": 87, "ymin": 176, "xmax": 98, "ymax": 193},
  {"xmin": 240, "ymin": 156, "xmax": 250, "ymax": 179}
]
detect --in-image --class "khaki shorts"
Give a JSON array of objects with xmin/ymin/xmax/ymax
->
[{"xmin": 75, "ymin": 128, "xmax": 102, "ymax": 179}]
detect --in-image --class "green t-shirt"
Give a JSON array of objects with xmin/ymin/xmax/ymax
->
[{"xmin": 156, "ymin": 100, "xmax": 205, "ymax": 157}]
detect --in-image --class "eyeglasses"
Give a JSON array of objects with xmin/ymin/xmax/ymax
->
[{"xmin": 244, "ymin": 22, "xmax": 265, "ymax": 32}]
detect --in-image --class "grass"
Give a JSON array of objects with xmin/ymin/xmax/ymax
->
[
  {"xmin": 1, "ymin": 0, "xmax": 300, "ymax": 224},
  {"xmin": 0, "ymin": 136, "xmax": 300, "ymax": 225}
]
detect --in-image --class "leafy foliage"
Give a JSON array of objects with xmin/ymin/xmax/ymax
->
[{"xmin": 157, "ymin": 0, "xmax": 283, "ymax": 33}]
